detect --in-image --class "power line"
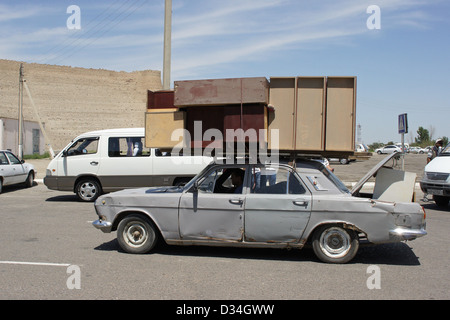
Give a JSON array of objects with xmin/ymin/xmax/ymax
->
[
  {"xmin": 33, "ymin": 0, "xmax": 126, "ymax": 64},
  {"xmin": 51, "ymin": 0, "xmax": 149, "ymax": 65},
  {"xmin": 31, "ymin": 0, "xmax": 147, "ymax": 66}
]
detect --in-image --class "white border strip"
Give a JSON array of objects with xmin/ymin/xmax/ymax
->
[{"xmin": 0, "ymin": 261, "xmax": 71, "ymax": 267}]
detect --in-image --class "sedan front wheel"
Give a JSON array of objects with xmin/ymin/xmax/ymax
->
[
  {"xmin": 117, "ymin": 215, "xmax": 158, "ymax": 254},
  {"xmin": 312, "ymin": 225, "xmax": 359, "ymax": 264}
]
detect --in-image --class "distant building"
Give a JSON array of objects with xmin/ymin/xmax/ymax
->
[{"xmin": 0, "ymin": 117, "xmax": 44, "ymax": 155}]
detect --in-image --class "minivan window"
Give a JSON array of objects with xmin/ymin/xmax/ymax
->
[
  {"xmin": 108, "ymin": 137, "xmax": 150, "ymax": 157},
  {"xmin": 66, "ymin": 137, "xmax": 99, "ymax": 156}
]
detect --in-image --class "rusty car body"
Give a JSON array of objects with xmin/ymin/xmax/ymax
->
[{"xmin": 93, "ymin": 154, "xmax": 426, "ymax": 263}]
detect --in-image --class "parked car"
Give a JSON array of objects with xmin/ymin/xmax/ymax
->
[
  {"xmin": 0, "ymin": 150, "xmax": 36, "ymax": 194},
  {"xmin": 410, "ymin": 147, "xmax": 426, "ymax": 154},
  {"xmin": 328, "ymin": 157, "xmax": 353, "ymax": 165},
  {"xmin": 355, "ymin": 144, "xmax": 369, "ymax": 152},
  {"xmin": 395, "ymin": 143, "xmax": 410, "ymax": 153},
  {"xmin": 420, "ymin": 143, "xmax": 450, "ymax": 207},
  {"xmin": 93, "ymin": 153, "xmax": 427, "ymax": 264},
  {"xmin": 375, "ymin": 145, "xmax": 401, "ymax": 154}
]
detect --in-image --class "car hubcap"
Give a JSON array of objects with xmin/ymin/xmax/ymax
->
[
  {"xmin": 80, "ymin": 182, "xmax": 97, "ymax": 200},
  {"xmin": 319, "ymin": 227, "xmax": 351, "ymax": 258},
  {"xmin": 124, "ymin": 223, "xmax": 148, "ymax": 248}
]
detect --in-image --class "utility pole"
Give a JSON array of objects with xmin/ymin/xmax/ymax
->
[
  {"xmin": 18, "ymin": 63, "xmax": 24, "ymax": 159},
  {"xmin": 163, "ymin": 0, "xmax": 172, "ymax": 90}
]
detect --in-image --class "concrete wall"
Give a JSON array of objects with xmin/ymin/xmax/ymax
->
[{"xmin": 0, "ymin": 59, "xmax": 162, "ymax": 153}]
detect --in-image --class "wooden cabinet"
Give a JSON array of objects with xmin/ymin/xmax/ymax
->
[
  {"xmin": 145, "ymin": 76, "xmax": 356, "ymax": 154},
  {"xmin": 269, "ymin": 76, "xmax": 355, "ymax": 153}
]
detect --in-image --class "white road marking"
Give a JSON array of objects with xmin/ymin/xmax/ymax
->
[{"xmin": 0, "ymin": 261, "xmax": 71, "ymax": 267}]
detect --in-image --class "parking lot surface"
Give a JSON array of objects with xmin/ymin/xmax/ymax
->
[{"xmin": 0, "ymin": 153, "xmax": 449, "ymax": 300}]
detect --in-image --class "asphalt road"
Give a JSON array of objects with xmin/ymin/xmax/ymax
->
[{"xmin": 0, "ymin": 156, "xmax": 449, "ymax": 301}]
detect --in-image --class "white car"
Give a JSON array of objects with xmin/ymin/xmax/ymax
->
[
  {"xmin": 375, "ymin": 145, "xmax": 401, "ymax": 154},
  {"xmin": 420, "ymin": 143, "xmax": 450, "ymax": 207},
  {"xmin": 0, "ymin": 150, "xmax": 36, "ymax": 194},
  {"xmin": 410, "ymin": 147, "xmax": 426, "ymax": 154}
]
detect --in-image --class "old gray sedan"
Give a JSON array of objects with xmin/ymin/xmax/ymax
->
[{"xmin": 93, "ymin": 155, "xmax": 427, "ymax": 263}]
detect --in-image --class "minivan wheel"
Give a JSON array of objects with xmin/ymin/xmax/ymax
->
[
  {"xmin": 75, "ymin": 178, "xmax": 101, "ymax": 202},
  {"xmin": 117, "ymin": 215, "xmax": 158, "ymax": 254},
  {"xmin": 312, "ymin": 225, "xmax": 359, "ymax": 264}
]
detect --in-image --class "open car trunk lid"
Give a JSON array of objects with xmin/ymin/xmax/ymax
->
[{"xmin": 351, "ymin": 152, "xmax": 401, "ymax": 197}]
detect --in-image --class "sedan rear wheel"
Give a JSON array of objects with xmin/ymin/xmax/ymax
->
[
  {"xmin": 312, "ymin": 225, "xmax": 359, "ymax": 264},
  {"xmin": 117, "ymin": 215, "xmax": 158, "ymax": 254}
]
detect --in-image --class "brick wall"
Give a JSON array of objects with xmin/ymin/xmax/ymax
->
[{"xmin": 0, "ymin": 59, "xmax": 162, "ymax": 152}]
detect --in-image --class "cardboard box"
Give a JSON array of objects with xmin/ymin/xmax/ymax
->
[{"xmin": 145, "ymin": 110, "xmax": 186, "ymax": 149}]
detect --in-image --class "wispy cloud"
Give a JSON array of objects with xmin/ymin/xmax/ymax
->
[
  {"xmin": 0, "ymin": 0, "xmax": 442, "ymax": 74},
  {"xmin": 168, "ymin": 0, "xmax": 437, "ymax": 79},
  {"xmin": 0, "ymin": 4, "xmax": 43, "ymax": 22}
]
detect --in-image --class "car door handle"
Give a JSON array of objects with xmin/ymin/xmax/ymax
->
[
  {"xmin": 293, "ymin": 200, "xmax": 308, "ymax": 207},
  {"xmin": 90, "ymin": 161, "xmax": 99, "ymax": 166},
  {"xmin": 229, "ymin": 198, "xmax": 243, "ymax": 205}
]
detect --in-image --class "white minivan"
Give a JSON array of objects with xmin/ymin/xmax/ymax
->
[
  {"xmin": 44, "ymin": 128, "xmax": 211, "ymax": 201},
  {"xmin": 420, "ymin": 142, "xmax": 450, "ymax": 207}
]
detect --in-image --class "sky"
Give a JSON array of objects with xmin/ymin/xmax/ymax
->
[{"xmin": 0, "ymin": 0, "xmax": 449, "ymax": 145}]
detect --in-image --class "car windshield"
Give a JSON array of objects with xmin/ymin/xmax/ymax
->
[
  {"xmin": 182, "ymin": 162, "xmax": 215, "ymax": 190},
  {"xmin": 440, "ymin": 143, "xmax": 450, "ymax": 156}
]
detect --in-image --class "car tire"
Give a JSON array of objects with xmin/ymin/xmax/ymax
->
[
  {"xmin": 377, "ymin": 151, "xmax": 382, "ymax": 154},
  {"xmin": 312, "ymin": 225, "xmax": 359, "ymax": 264},
  {"xmin": 433, "ymin": 195, "xmax": 449, "ymax": 208},
  {"xmin": 0, "ymin": 179, "xmax": 3, "ymax": 194},
  {"xmin": 25, "ymin": 171, "xmax": 34, "ymax": 188},
  {"xmin": 75, "ymin": 178, "xmax": 102, "ymax": 202},
  {"xmin": 117, "ymin": 214, "xmax": 158, "ymax": 254}
]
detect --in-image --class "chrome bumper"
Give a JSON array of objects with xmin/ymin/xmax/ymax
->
[
  {"xmin": 389, "ymin": 227, "xmax": 427, "ymax": 241},
  {"xmin": 92, "ymin": 219, "xmax": 113, "ymax": 233}
]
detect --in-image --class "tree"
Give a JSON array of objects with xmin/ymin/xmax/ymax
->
[{"xmin": 415, "ymin": 127, "xmax": 430, "ymax": 144}]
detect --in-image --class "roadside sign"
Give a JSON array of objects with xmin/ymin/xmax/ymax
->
[{"xmin": 398, "ymin": 113, "xmax": 408, "ymax": 134}]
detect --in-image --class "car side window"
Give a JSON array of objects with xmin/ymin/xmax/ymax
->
[
  {"xmin": 0, "ymin": 152, "xmax": 8, "ymax": 165},
  {"xmin": 251, "ymin": 166, "xmax": 306, "ymax": 195},
  {"xmin": 5, "ymin": 152, "xmax": 21, "ymax": 165},
  {"xmin": 108, "ymin": 137, "xmax": 150, "ymax": 157},
  {"xmin": 197, "ymin": 167, "xmax": 246, "ymax": 194},
  {"xmin": 66, "ymin": 137, "xmax": 99, "ymax": 156}
]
